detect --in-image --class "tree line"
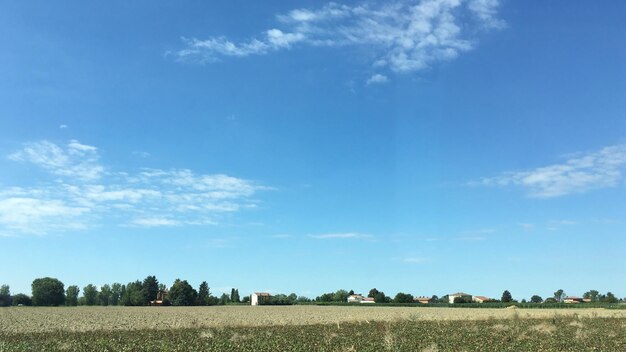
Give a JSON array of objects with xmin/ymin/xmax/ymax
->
[
  {"xmin": 0, "ymin": 280, "xmax": 623, "ymax": 307},
  {"xmin": 0, "ymin": 277, "xmax": 245, "ymax": 307},
  {"xmin": 314, "ymin": 288, "xmax": 623, "ymax": 304}
]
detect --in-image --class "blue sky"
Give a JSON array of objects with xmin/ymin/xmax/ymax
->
[{"xmin": 1, "ymin": 0, "xmax": 625, "ymax": 301}]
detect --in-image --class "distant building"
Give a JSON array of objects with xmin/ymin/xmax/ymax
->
[
  {"xmin": 251, "ymin": 292, "xmax": 271, "ymax": 306},
  {"xmin": 564, "ymin": 296, "xmax": 584, "ymax": 304},
  {"xmin": 347, "ymin": 295, "xmax": 376, "ymax": 304},
  {"xmin": 150, "ymin": 290, "xmax": 168, "ymax": 306},
  {"xmin": 448, "ymin": 292, "xmax": 472, "ymax": 304},
  {"xmin": 347, "ymin": 294, "xmax": 364, "ymax": 303},
  {"xmin": 414, "ymin": 296, "xmax": 433, "ymax": 304},
  {"xmin": 473, "ymin": 296, "xmax": 492, "ymax": 303}
]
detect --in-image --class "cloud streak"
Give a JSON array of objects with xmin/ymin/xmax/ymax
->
[
  {"xmin": 478, "ymin": 144, "xmax": 626, "ymax": 198},
  {"xmin": 0, "ymin": 140, "xmax": 268, "ymax": 235},
  {"xmin": 173, "ymin": 0, "xmax": 504, "ymax": 75},
  {"xmin": 310, "ymin": 232, "xmax": 373, "ymax": 240},
  {"xmin": 9, "ymin": 140, "xmax": 104, "ymax": 181}
]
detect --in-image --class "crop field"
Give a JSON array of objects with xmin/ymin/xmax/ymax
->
[{"xmin": 1, "ymin": 306, "xmax": 625, "ymax": 351}]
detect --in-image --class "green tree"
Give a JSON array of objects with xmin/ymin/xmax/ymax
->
[
  {"xmin": 121, "ymin": 281, "xmax": 145, "ymax": 306},
  {"xmin": 110, "ymin": 283, "xmax": 122, "ymax": 306},
  {"xmin": 333, "ymin": 289, "xmax": 350, "ymax": 302},
  {"xmin": 393, "ymin": 292, "xmax": 415, "ymax": 303},
  {"xmin": 554, "ymin": 289, "xmax": 565, "ymax": 303},
  {"xmin": 142, "ymin": 276, "xmax": 159, "ymax": 304},
  {"xmin": 501, "ymin": 290, "xmax": 513, "ymax": 303},
  {"xmin": 197, "ymin": 281, "xmax": 210, "ymax": 306},
  {"xmin": 99, "ymin": 284, "xmax": 112, "ymax": 306},
  {"xmin": 602, "ymin": 292, "xmax": 618, "ymax": 304},
  {"xmin": 12, "ymin": 293, "xmax": 32, "ymax": 306},
  {"xmin": 32, "ymin": 277, "xmax": 65, "ymax": 306},
  {"xmin": 219, "ymin": 293, "xmax": 230, "ymax": 305},
  {"xmin": 83, "ymin": 284, "xmax": 98, "ymax": 306},
  {"xmin": 316, "ymin": 292, "xmax": 334, "ymax": 302},
  {"xmin": 374, "ymin": 291, "xmax": 391, "ymax": 303},
  {"xmin": 583, "ymin": 290, "xmax": 600, "ymax": 302},
  {"xmin": 368, "ymin": 288, "xmax": 379, "ymax": 298},
  {"xmin": 65, "ymin": 285, "xmax": 80, "ymax": 306},
  {"xmin": 231, "ymin": 288, "xmax": 240, "ymax": 303},
  {"xmin": 0, "ymin": 285, "xmax": 11, "ymax": 307},
  {"xmin": 296, "ymin": 296, "xmax": 311, "ymax": 303},
  {"xmin": 530, "ymin": 295, "xmax": 543, "ymax": 303},
  {"xmin": 169, "ymin": 279, "xmax": 198, "ymax": 306}
]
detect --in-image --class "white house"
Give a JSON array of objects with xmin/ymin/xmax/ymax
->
[
  {"xmin": 251, "ymin": 292, "xmax": 271, "ymax": 306},
  {"xmin": 347, "ymin": 295, "xmax": 376, "ymax": 304},
  {"xmin": 347, "ymin": 294, "xmax": 364, "ymax": 303},
  {"xmin": 448, "ymin": 292, "xmax": 473, "ymax": 304}
]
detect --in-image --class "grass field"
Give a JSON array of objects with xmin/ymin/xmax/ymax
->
[{"xmin": 2, "ymin": 306, "xmax": 625, "ymax": 351}]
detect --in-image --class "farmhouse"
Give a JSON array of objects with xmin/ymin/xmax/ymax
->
[
  {"xmin": 473, "ymin": 296, "xmax": 492, "ymax": 303},
  {"xmin": 448, "ymin": 292, "xmax": 473, "ymax": 304},
  {"xmin": 150, "ymin": 290, "xmax": 168, "ymax": 306},
  {"xmin": 347, "ymin": 295, "xmax": 376, "ymax": 304},
  {"xmin": 414, "ymin": 296, "xmax": 433, "ymax": 304},
  {"xmin": 564, "ymin": 296, "xmax": 584, "ymax": 304},
  {"xmin": 251, "ymin": 292, "xmax": 271, "ymax": 306},
  {"xmin": 347, "ymin": 294, "xmax": 364, "ymax": 303}
]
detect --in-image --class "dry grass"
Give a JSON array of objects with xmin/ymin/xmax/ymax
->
[{"xmin": 1, "ymin": 306, "xmax": 624, "ymax": 334}]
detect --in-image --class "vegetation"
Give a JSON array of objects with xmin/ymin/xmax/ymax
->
[
  {"xmin": 2, "ymin": 277, "xmax": 625, "ymax": 309},
  {"xmin": 31, "ymin": 277, "xmax": 65, "ymax": 306},
  {"xmin": 0, "ymin": 285, "xmax": 11, "ymax": 307},
  {"xmin": 0, "ymin": 306, "xmax": 624, "ymax": 351}
]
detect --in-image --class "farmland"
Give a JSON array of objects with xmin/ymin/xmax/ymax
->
[{"xmin": 1, "ymin": 306, "xmax": 625, "ymax": 351}]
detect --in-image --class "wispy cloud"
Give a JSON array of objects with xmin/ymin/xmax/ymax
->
[
  {"xmin": 9, "ymin": 140, "xmax": 104, "ymax": 181},
  {"xmin": 310, "ymin": 232, "xmax": 373, "ymax": 240},
  {"xmin": 0, "ymin": 197, "xmax": 90, "ymax": 235},
  {"xmin": 0, "ymin": 140, "xmax": 268, "ymax": 235},
  {"xmin": 130, "ymin": 217, "xmax": 180, "ymax": 227},
  {"xmin": 366, "ymin": 73, "xmax": 389, "ymax": 85},
  {"xmin": 478, "ymin": 144, "xmax": 626, "ymax": 198},
  {"xmin": 173, "ymin": 0, "xmax": 504, "ymax": 75}
]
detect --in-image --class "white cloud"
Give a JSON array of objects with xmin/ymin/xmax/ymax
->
[
  {"xmin": 478, "ymin": 144, "xmax": 626, "ymax": 198},
  {"xmin": 9, "ymin": 140, "xmax": 104, "ymax": 181},
  {"xmin": 310, "ymin": 232, "xmax": 373, "ymax": 239},
  {"xmin": 130, "ymin": 217, "xmax": 180, "ymax": 227},
  {"xmin": 0, "ymin": 197, "xmax": 90, "ymax": 234},
  {"xmin": 59, "ymin": 124, "xmax": 68, "ymax": 129},
  {"xmin": 173, "ymin": 0, "xmax": 503, "ymax": 74},
  {"xmin": 366, "ymin": 73, "xmax": 389, "ymax": 85},
  {"xmin": 1, "ymin": 140, "xmax": 268, "ymax": 234}
]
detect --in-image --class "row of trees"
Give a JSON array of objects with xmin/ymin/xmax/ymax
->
[
  {"xmin": 0, "ymin": 277, "xmax": 247, "ymax": 307},
  {"xmin": 2, "ymin": 280, "xmax": 623, "ymax": 307},
  {"xmin": 314, "ymin": 288, "xmax": 623, "ymax": 304}
]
